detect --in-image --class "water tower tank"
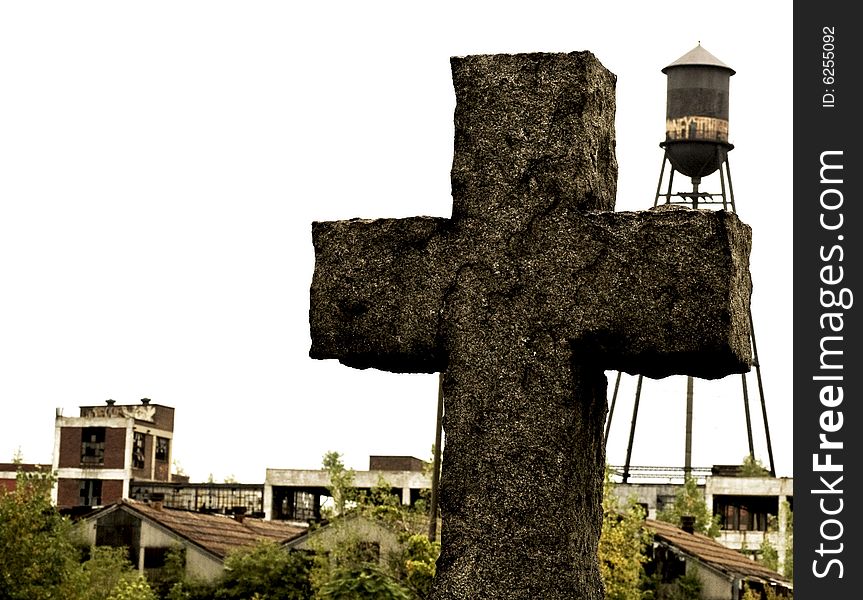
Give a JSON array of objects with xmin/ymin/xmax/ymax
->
[{"xmin": 661, "ymin": 44, "xmax": 735, "ymax": 179}]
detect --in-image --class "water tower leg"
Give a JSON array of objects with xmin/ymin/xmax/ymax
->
[
  {"xmin": 605, "ymin": 371, "xmax": 623, "ymax": 444},
  {"xmin": 654, "ymin": 154, "xmax": 669, "ymax": 207},
  {"xmin": 750, "ymin": 312, "xmax": 777, "ymax": 476},
  {"xmin": 684, "ymin": 376, "xmax": 694, "ymax": 478},
  {"xmin": 428, "ymin": 373, "xmax": 444, "ymax": 541},
  {"xmin": 724, "ymin": 158, "xmax": 738, "ymax": 213},
  {"xmin": 622, "ymin": 375, "xmax": 644, "ymax": 483},
  {"xmin": 741, "ymin": 372, "xmax": 756, "ymax": 459}
]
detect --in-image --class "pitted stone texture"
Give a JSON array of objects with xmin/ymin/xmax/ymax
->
[
  {"xmin": 309, "ymin": 52, "xmax": 752, "ymax": 600},
  {"xmin": 310, "ymin": 208, "xmax": 751, "ymax": 379}
]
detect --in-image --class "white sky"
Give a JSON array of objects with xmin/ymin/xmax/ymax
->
[{"xmin": 0, "ymin": 2, "xmax": 793, "ymax": 483}]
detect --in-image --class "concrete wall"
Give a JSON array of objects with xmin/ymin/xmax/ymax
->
[
  {"xmin": 612, "ymin": 482, "xmax": 692, "ymax": 520},
  {"xmin": 688, "ymin": 562, "xmax": 734, "ymax": 600},
  {"xmin": 266, "ymin": 468, "xmax": 430, "ymax": 490},
  {"xmin": 264, "ymin": 468, "xmax": 431, "ymax": 520},
  {"xmin": 706, "ymin": 476, "xmax": 793, "ymax": 573},
  {"xmin": 705, "ymin": 476, "xmax": 793, "ymax": 498},
  {"xmin": 290, "ymin": 516, "xmax": 401, "ymax": 566}
]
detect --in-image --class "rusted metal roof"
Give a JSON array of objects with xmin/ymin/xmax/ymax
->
[
  {"xmin": 645, "ymin": 518, "xmax": 791, "ymax": 587},
  {"xmin": 105, "ymin": 500, "xmax": 307, "ymax": 559},
  {"xmin": 663, "ymin": 44, "xmax": 735, "ymax": 74}
]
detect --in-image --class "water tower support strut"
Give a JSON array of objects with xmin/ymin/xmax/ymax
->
[
  {"xmin": 604, "ymin": 370, "xmax": 623, "ymax": 444},
  {"xmin": 750, "ymin": 312, "xmax": 776, "ymax": 476},
  {"xmin": 621, "ymin": 375, "xmax": 644, "ymax": 484}
]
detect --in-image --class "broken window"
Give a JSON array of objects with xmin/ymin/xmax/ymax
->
[
  {"xmin": 155, "ymin": 437, "xmax": 169, "ymax": 461},
  {"xmin": 133, "ymin": 432, "xmax": 146, "ymax": 469},
  {"xmin": 714, "ymin": 495, "xmax": 778, "ymax": 531},
  {"xmin": 81, "ymin": 427, "xmax": 106, "ymax": 465},
  {"xmin": 80, "ymin": 479, "xmax": 103, "ymax": 506}
]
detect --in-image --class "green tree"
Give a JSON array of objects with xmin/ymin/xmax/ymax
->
[
  {"xmin": 78, "ymin": 546, "xmax": 155, "ymax": 600},
  {"xmin": 757, "ymin": 516, "xmax": 779, "ymax": 572},
  {"xmin": 742, "ymin": 582, "xmax": 780, "ymax": 600},
  {"xmin": 148, "ymin": 545, "xmax": 190, "ymax": 598},
  {"xmin": 0, "ymin": 467, "xmax": 161, "ymax": 600},
  {"xmin": 740, "ymin": 455, "xmax": 770, "ymax": 477},
  {"xmin": 105, "ymin": 576, "xmax": 158, "ymax": 600},
  {"xmin": 656, "ymin": 476, "xmax": 721, "ymax": 538},
  {"xmin": 781, "ymin": 501, "xmax": 793, "ymax": 579},
  {"xmin": 316, "ymin": 564, "xmax": 414, "ymax": 600},
  {"xmin": 0, "ymin": 469, "xmax": 83, "ymax": 600},
  {"xmin": 384, "ymin": 533, "xmax": 440, "ymax": 600},
  {"xmin": 167, "ymin": 577, "xmax": 218, "ymax": 600},
  {"xmin": 598, "ymin": 469, "xmax": 651, "ymax": 600},
  {"xmin": 215, "ymin": 539, "xmax": 313, "ymax": 600},
  {"xmin": 754, "ymin": 501, "xmax": 793, "ymax": 579},
  {"xmin": 322, "ymin": 451, "xmax": 356, "ymax": 517},
  {"xmin": 669, "ymin": 570, "xmax": 703, "ymax": 600},
  {"xmin": 311, "ymin": 451, "xmax": 440, "ymax": 599}
]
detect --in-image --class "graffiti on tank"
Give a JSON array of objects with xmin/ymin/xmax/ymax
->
[{"xmin": 666, "ymin": 115, "xmax": 729, "ymax": 142}]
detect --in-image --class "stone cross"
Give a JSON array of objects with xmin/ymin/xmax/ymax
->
[{"xmin": 309, "ymin": 53, "xmax": 752, "ymax": 600}]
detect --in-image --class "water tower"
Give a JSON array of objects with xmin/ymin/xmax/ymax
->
[
  {"xmin": 657, "ymin": 43, "xmax": 736, "ymax": 208},
  {"xmin": 606, "ymin": 44, "xmax": 775, "ymax": 481}
]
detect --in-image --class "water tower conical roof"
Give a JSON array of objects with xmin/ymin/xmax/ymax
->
[{"xmin": 662, "ymin": 43, "xmax": 735, "ymax": 75}]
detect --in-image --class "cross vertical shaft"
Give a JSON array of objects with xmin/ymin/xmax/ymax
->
[{"xmin": 309, "ymin": 52, "xmax": 752, "ymax": 599}]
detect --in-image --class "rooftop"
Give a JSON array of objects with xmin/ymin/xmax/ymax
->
[
  {"xmin": 645, "ymin": 518, "xmax": 790, "ymax": 587},
  {"xmin": 97, "ymin": 500, "xmax": 307, "ymax": 558}
]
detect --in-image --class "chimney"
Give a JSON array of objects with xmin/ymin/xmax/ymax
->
[
  {"xmin": 232, "ymin": 506, "xmax": 247, "ymax": 523},
  {"xmin": 106, "ymin": 399, "xmax": 116, "ymax": 406},
  {"xmin": 681, "ymin": 515, "xmax": 696, "ymax": 534},
  {"xmin": 149, "ymin": 492, "xmax": 165, "ymax": 511},
  {"xmin": 140, "ymin": 398, "xmax": 151, "ymax": 405}
]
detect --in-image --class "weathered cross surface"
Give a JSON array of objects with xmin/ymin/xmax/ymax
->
[{"xmin": 309, "ymin": 53, "xmax": 752, "ymax": 599}]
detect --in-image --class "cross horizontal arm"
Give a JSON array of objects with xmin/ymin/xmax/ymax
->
[
  {"xmin": 520, "ymin": 205, "xmax": 753, "ymax": 380},
  {"xmin": 309, "ymin": 216, "xmax": 452, "ymax": 373}
]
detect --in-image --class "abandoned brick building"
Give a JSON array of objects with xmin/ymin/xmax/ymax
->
[{"xmin": 51, "ymin": 399, "xmax": 177, "ymax": 514}]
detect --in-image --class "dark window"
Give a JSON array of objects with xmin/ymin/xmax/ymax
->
[
  {"xmin": 143, "ymin": 546, "xmax": 170, "ymax": 569},
  {"xmin": 714, "ymin": 495, "xmax": 779, "ymax": 531},
  {"xmin": 274, "ymin": 488, "xmax": 320, "ymax": 521},
  {"xmin": 81, "ymin": 427, "xmax": 106, "ymax": 465},
  {"xmin": 133, "ymin": 432, "xmax": 146, "ymax": 469},
  {"xmin": 80, "ymin": 479, "xmax": 103, "ymax": 506},
  {"xmin": 155, "ymin": 437, "xmax": 169, "ymax": 461}
]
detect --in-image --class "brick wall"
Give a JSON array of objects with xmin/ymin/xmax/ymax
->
[
  {"xmin": 102, "ymin": 479, "xmax": 124, "ymax": 504},
  {"xmin": 104, "ymin": 428, "xmax": 127, "ymax": 469},
  {"xmin": 369, "ymin": 456, "xmax": 427, "ymax": 472},
  {"xmin": 150, "ymin": 405, "xmax": 174, "ymax": 432},
  {"xmin": 58, "ymin": 426, "xmax": 83, "ymax": 468},
  {"xmin": 57, "ymin": 479, "xmax": 80, "ymax": 507}
]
